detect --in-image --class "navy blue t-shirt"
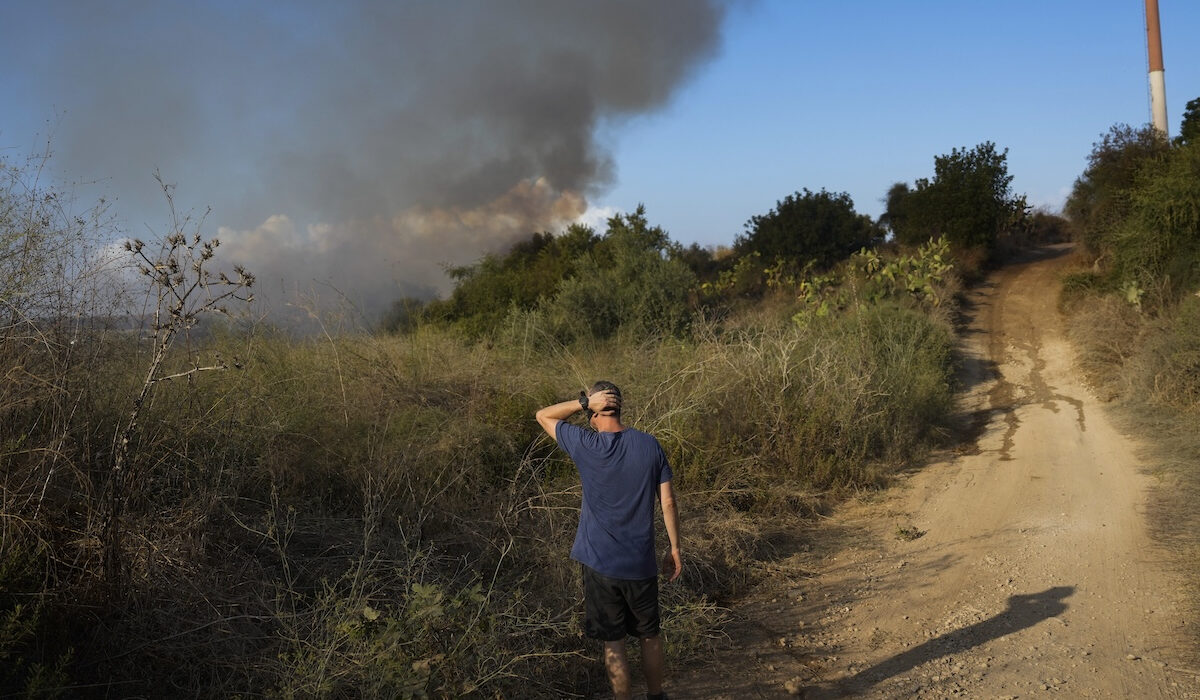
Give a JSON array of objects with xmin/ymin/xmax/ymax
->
[{"xmin": 556, "ymin": 422, "xmax": 673, "ymax": 580}]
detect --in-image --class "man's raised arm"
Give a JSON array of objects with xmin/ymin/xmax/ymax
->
[
  {"xmin": 535, "ymin": 399, "xmax": 582, "ymax": 441},
  {"xmin": 535, "ymin": 389, "xmax": 620, "ymax": 440}
]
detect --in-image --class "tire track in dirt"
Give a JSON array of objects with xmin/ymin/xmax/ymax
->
[{"xmin": 670, "ymin": 245, "xmax": 1198, "ymax": 699}]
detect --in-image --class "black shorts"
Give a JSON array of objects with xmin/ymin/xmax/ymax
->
[{"xmin": 581, "ymin": 565, "xmax": 660, "ymax": 641}]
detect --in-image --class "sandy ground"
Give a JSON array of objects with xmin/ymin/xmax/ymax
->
[{"xmin": 669, "ymin": 244, "xmax": 1199, "ymax": 699}]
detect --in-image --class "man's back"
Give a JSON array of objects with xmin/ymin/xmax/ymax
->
[
  {"xmin": 534, "ymin": 383, "xmax": 681, "ymax": 700},
  {"xmin": 556, "ymin": 424, "xmax": 672, "ymax": 580}
]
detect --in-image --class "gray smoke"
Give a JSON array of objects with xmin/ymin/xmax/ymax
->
[{"xmin": 1, "ymin": 1, "xmax": 729, "ymax": 319}]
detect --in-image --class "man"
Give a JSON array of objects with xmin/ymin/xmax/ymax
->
[{"xmin": 536, "ymin": 381, "xmax": 682, "ymax": 700}]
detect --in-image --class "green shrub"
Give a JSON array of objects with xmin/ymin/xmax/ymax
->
[
  {"xmin": 0, "ymin": 544, "xmax": 72, "ymax": 699},
  {"xmin": 888, "ymin": 142, "xmax": 1027, "ymax": 252},
  {"xmin": 623, "ymin": 303, "xmax": 954, "ymax": 495},
  {"xmin": 421, "ymin": 207, "xmax": 698, "ymax": 342},
  {"xmin": 1109, "ymin": 142, "xmax": 1200, "ymax": 304},
  {"xmin": 427, "ymin": 225, "xmax": 597, "ymax": 337},
  {"xmin": 541, "ymin": 208, "xmax": 697, "ymax": 342},
  {"xmin": 1065, "ymin": 124, "xmax": 1170, "ymax": 255},
  {"xmin": 847, "ymin": 237, "xmax": 956, "ymax": 310},
  {"xmin": 736, "ymin": 188, "xmax": 881, "ymax": 270}
]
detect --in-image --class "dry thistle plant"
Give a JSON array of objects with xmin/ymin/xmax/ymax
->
[{"xmin": 103, "ymin": 173, "xmax": 254, "ymax": 594}]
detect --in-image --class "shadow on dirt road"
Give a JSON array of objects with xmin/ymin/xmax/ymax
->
[{"xmin": 811, "ymin": 586, "xmax": 1075, "ymax": 697}]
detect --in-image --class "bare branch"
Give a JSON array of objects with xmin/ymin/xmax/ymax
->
[{"xmin": 151, "ymin": 363, "xmax": 230, "ymax": 384}]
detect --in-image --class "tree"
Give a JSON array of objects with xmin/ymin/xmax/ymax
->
[
  {"xmin": 674, "ymin": 241, "xmax": 723, "ymax": 282},
  {"xmin": 423, "ymin": 206, "xmax": 697, "ymax": 341},
  {"xmin": 1064, "ymin": 124, "xmax": 1169, "ymax": 253},
  {"xmin": 1064, "ymin": 120, "xmax": 1200, "ymax": 304},
  {"xmin": 1024, "ymin": 210, "xmax": 1070, "ymax": 244},
  {"xmin": 107, "ymin": 174, "xmax": 255, "ymax": 592},
  {"xmin": 1176, "ymin": 97, "xmax": 1200, "ymax": 147},
  {"xmin": 424, "ymin": 223, "xmax": 598, "ymax": 335},
  {"xmin": 379, "ymin": 296, "xmax": 427, "ymax": 334},
  {"xmin": 1108, "ymin": 139, "xmax": 1200, "ymax": 301},
  {"xmin": 879, "ymin": 182, "xmax": 911, "ymax": 238},
  {"xmin": 889, "ymin": 142, "xmax": 1027, "ymax": 250},
  {"xmin": 543, "ymin": 206, "xmax": 697, "ymax": 340},
  {"xmin": 736, "ymin": 188, "xmax": 880, "ymax": 269}
]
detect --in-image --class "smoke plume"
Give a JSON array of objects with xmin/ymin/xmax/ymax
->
[{"xmin": 2, "ymin": 1, "xmax": 729, "ymax": 319}]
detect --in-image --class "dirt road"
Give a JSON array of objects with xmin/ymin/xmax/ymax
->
[{"xmin": 673, "ymin": 245, "xmax": 1198, "ymax": 698}]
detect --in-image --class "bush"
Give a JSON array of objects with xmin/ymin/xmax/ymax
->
[
  {"xmin": 0, "ymin": 544, "xmax": 72, "ymax": 698},
  {"xmin": 427, "ymin": 225, "xmax": 597, "ymax": 337},
  {"xmin": 1107, "ymin": 142, "xmax": 1200, "ymax": 304},
  {"xmin": 888, "ymin": 142, "xmax": 1027, "ymax": 253},
  {"xmin": 540, "ymin": 208, "xmax": 697, "ymax": 341},
  {"xmin": 1065, "ymin": 124, "xmax": 1170, "ymax": 256},
  {"xmin": 736, "ymin": 188, "xmax": 881, "ymax": 271},
  {"xmin": 1024, "ymin": 210, "xmax": 1072, "ymax": 244},
  {"xmin": 631, "ymin": 304, "xmax": 954, "ymax": 496}
]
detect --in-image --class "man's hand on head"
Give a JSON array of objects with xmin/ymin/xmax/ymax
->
[{"xmin": 587, "ymin": 389, "xmax": 621, "ymax": 416}]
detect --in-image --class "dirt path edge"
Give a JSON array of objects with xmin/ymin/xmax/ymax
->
[{"xmin": 669, "ymin": 244, "xmax": 1198, "ymax": 699}]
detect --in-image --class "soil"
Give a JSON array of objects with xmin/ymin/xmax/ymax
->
[{"xmin": 670, "ymin": 244, "xmax": 1200, "ymax": 699}]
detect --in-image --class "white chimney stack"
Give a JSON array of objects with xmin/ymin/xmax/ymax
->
[{"xmin": 1145, "ymin": 0, "xmax": 1168, "ymax": 137}]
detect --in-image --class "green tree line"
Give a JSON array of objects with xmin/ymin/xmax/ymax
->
[{"xmin": 385, "ymin": 140, "xmax": 1057, "ymax": 340}]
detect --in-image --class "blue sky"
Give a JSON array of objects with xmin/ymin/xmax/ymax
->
[
  {"xmin": 1, "ymin": 1, "xmax": 1197, "ymax": 309},
  {"xmin": 599, "ymin": 1, "xmax": 1200, "ymax": 247}
]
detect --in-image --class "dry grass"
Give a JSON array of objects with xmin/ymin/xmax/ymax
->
[
  {"xmin": 2, "ymin": 297, "xmax": 960, "ymax": 696},
  {"xmin": 2, "ymin": 181, "xmax": 961, "ymax": 696}
]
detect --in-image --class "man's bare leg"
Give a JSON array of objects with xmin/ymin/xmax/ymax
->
[
  {"xmin": 603, "ymin": 640, "xmax": 633, "ymax": 700},
  {"xmin": 641, "ymin": 635, "xmax": 665, "ymax": 696}
]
